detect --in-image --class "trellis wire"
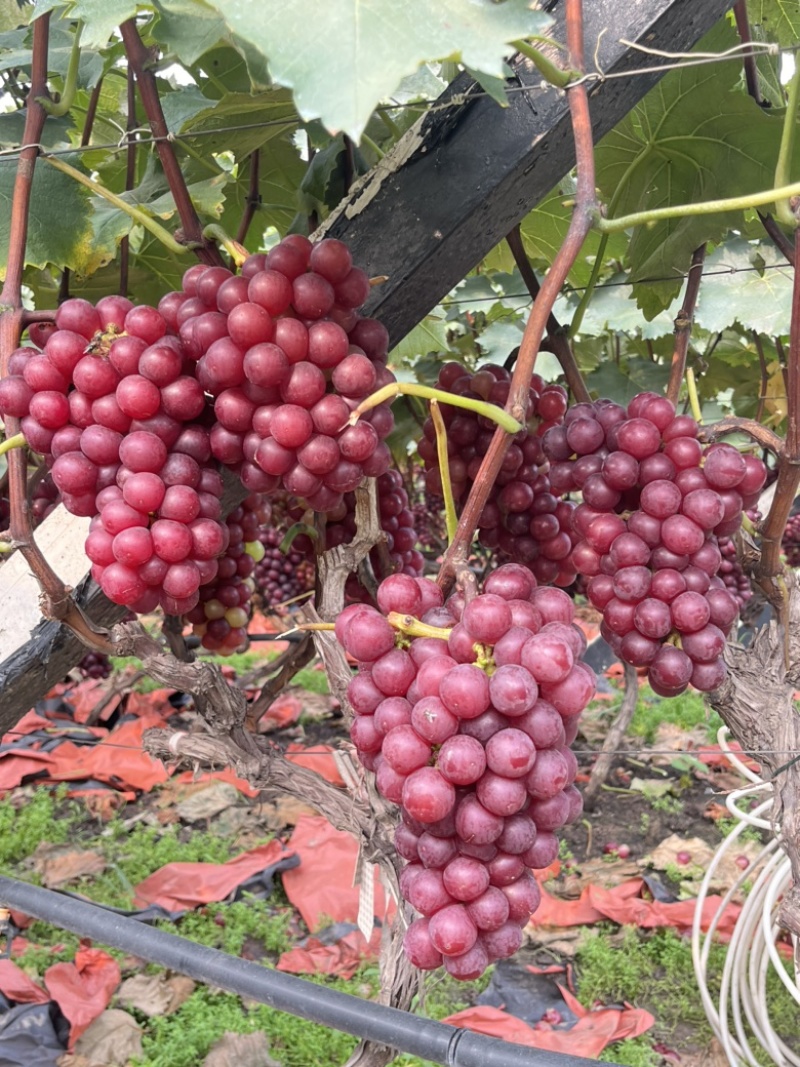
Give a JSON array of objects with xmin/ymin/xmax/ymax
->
[{"xmin": 691, "ymin": 727, "xmax": 800, "ymax": 1066}]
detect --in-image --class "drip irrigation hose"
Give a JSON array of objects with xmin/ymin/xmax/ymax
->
[
  {"xmin": 691, "ymin": 728, "xmax": 800, "ymax": 1066},
  {"xmin": 0, "ymin": 875, "xmax": 617, "ymax": 1067}
]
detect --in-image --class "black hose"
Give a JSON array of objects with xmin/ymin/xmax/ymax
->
[{"xmin": 0, "ymin": 876, "xmax": 615, "ymax": 1067}]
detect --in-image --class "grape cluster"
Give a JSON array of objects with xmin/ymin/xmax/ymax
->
[
  {"xmin": 185, "ymin": 494, "xmax": 270, "ymax": 654},
  {"xmin": 337, "ymin": 564, "xmax": 593, "ymax": 979},
  {"xmin": 782, "ymin": 512, "xmax": 800, "ymax": 569},
  {"xmin": 253, "ymin": 527, "xmax": 315, "ymax": 612},
  {"xmin": 166, "ymin": 235, "xmax": 396, "ymax": 510},
  {"xmin": 547, "ymin": 393, "xmax": 767, "ymax": 694},
  {"xmin": 78, "ymin": 651, "xmax": 112, "ymax": 679},
  {"xmin": 419, "ymin": 362, "xmax": 577, "ymax": 586}
]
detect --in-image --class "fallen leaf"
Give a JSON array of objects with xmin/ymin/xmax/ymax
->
[
  {"xmin": 559, "ymin": 857, "xmax": 642, "ymax": 893},
  {"xmin": 165, "ymin": 975, "xmax": 195, "ymax": 1013},
  {"xmin": 72, "ymin": 1009, "xmax": 142, "ymax": 1065},
  {"xmin": 259, "ymin": 795, "xmax": 317, "ymax": 830},
  {"xmin": 32, "ymin": 844, "xmax": 107, "ymax": 889},
  {"xmin": 678, "ymin": 1038, "xmax": 731, "ymax": 1067},
  {"xmin": 202, "ymin": 1031, "xmax": 279, "ymax": 1067},
  {"xmin": 641, "ymin": 834, "xmax": 766, "ymax": 897},
  {"xmin": 116, "ymin": 974, "xmax": 174, "ymax": 1017},
  {"xmin": 176, "ymin": 782, "xmax": 241, "ymax": 823}
]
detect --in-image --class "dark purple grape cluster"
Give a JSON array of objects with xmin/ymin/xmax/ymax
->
[
  {"xmin": 253, "ymin": 526, "xmax": 315, "ymax": 612},
  {"xmin": 168, "ymin": 235, "xmax": 396, "ymax": 511},
  {"xmin": 419, "ymin": 362, "xmax": 577, "ymax": 586},
  {"xmin": 78, "ymin": 651, "xmax": 112, "ymax": 679},
  {"xmin": 184, "ymin": 493, "xmax": 271, "ymax": 654},
  {"xmin": 337, "ymin": 564, "xmax": 593, "ymax": 980},
  {"xmin": 547, "ymin": 393, "xmax": 767, "ymax": 694}
]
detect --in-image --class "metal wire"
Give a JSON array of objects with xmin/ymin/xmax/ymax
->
[{"xmin": 691, "ymin": 727, "xmax": 800, "ymax": 1066}]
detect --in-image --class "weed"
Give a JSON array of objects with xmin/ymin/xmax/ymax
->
[
  {"xmin": 600, "ymin": 1037, "xmax": 660, "ymax": 1066},
  {"xmin": 0, "ymin": 787, "xmax": 81, "ymax": 869},
  {"xmin": 79, "ymin": 821, "xmax": 255, "ymax": 907},
  {"xmin": 293, "ymin": 667, "xmax": 330, "ymax": 695},
  {"xmin": 629, "ymin": 686, "xmax": 722, "ymax": 744},
  {"xmin": 649, "ymin": 794, "xmax": 683, "ymax": 816},
  {"xmin": 639, "ymin": 812, "xmax": 651, "ymax": 835},
  {"xmin": 558, "ymin": 838, "xmax": 575, "ymax": 863},
  {"xmin": 715, "ymin": 816, "xmax": 763, "ymax": 844},
  {"xmin": 158, "ymin": 899, "xmax": 294, "ymax": 957}
]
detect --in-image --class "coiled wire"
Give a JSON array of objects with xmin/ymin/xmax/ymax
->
[{"xmin": 691, "ymin": 728, "xmax": 799, "ymax": 1065}]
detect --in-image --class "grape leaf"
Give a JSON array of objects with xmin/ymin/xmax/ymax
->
[
  {"xmin": 483, "ymin": 183, "xmax": 628, "ymax": 287},
  {"xmin": 0, "ymin": 0, "xmax": 31, "ymax": 33},
  {"xmin": 594, "ymin": 21, "xmax": 787, "ymax": 319},
  {"xmin": 215, "ymin": 132, "xmax": 306, "ymax": 243},
  {"xmin": 390, "ymin": 316, "xmax": 452, "ymax": 366},
  {"xmin": 747, "ymin": 0, "xmax": 800, "ymax": 45},
  {"xmin": 694, "ymin": 239, "xmax": 793, "ymax": 336},
  {"xmin": 152, "ymin": 0, "xmax": 226, "ymax": 65},
  {"xmin": 202, "ymin": 0, "xmax": 551, "ymax": 140},
  {"xmin": 554, "ymin": 278, "xmax": 680, "ymax": 340},
  {"xmin": 0, "ymin": 156, "xmax": 98, "ymax": 277},
  {"xmin": 178, "ymin": 90, "xmax": 298, "ymax": 158},
  {"xmin": 34, "ymin": 0, "xmax": 138, "ymax": 49}
]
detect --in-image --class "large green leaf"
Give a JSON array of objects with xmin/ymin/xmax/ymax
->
[
  {"xmin": 747, "ymin": 0, "xmax": 800, "ymax": 44},
  {"xmin": 0, "ymin": 0, "xmax": 31, "ymax": 33},
  {"xmin": 215, "ymin": 133, "xmax": 305, "ymax": 245},
  {"xmin": 390, "ymin": 316, "xmax": 452, "ymax": 366},
  {"xmin": 35, "ymin": 0, "xmax": 138, "ymax": 48},
  {"xmin": 202, "ymin": 0, "xmax": 551, "ymax": 140},
  {"xmin": 0, "ymin": 156, "xmax": 99, "ymax": 277},
  {"xmin": 695, "ymin": 239, "xmax": 793, "ymax": 336},
  {"xmin": 483, "ymin": 182, "xmax": 628, "ymax": 287},
  {"xmin": 178, "ymin": 89, "xmax": 298, "ymax": 158},
  {"xmin": 594, "ymin": 21, "xmax": 787, "ymax": 319},
  {"xmin": 152, "ymin": 0, "xmax": 226, "ymax": 65}
]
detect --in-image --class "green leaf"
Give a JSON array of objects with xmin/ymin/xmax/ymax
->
[
  {"xmin": 0, "ymin": 109, "xmax": 74, "ymax": 148},
  {"xmin": 390, "ymin": 316, "xmax": 452, "ymax": 365},
  {"xmin": 202, "ymin": 0, "xmax": 551, "ymax": 139},
  {"xmin": 215, "ymin": 132, "xmax": 305, "ymax": 244},
  {"xmin": 55, "ymin": 0, "xmax": 139, "ymax": 49},
  {"xmin": 482, "ymin": 182, "xmax": 627, "ymax": 287},
  {"xmin": 695, "ymin": 238, "xmax": 793, "ymax": 336},
  {"xmin": 178, "ymin": 89, "xmax": 297, "ymax": 158},
  {"xmin": 585, "ymin": 357, "xmax": 670, "ymax": 406},
  {"xmin": 747, "ymin": 0, "xmax": 800, "ymax": 45},
  {"xmin": 0, "ymin": 0, "xmax": 31, "ymax": 33},
  {"xmin": 476, "ymin": 317, "xmax": 524, "ymax": 362},
  {"xmin": 153, "ymin": 0, "xmax": 226, "ymax": 65},
  {"xmin": 594, "ymin": 21, "xmax": 787, "ymax": 318},
  {"xmin": 554, "ymin": 277, "xmax": 679, "ymax": 339},
  {"xmin": 0, "ymin": 156, "xmax": 98, "ymax": 277}
]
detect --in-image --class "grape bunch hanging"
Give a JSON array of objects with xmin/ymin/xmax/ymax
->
[
  {"xmin": 0, "ymin": 234, "xmax": 407, "ymax": 630},
  {"xmin": 338, "ymin": 566, "xmax": 591, "ymax": 979}
]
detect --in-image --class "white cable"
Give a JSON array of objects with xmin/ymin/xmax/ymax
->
[{"xmin": 691, "ymin": 727, "xmax": 799, "ymax": 1065}]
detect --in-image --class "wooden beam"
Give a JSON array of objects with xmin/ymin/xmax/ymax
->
[{"xmin": 323, "ymin": 0, "xmax": 733, "ymax": 344}]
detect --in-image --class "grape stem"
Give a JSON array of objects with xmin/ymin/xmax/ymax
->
[
  {"xmin": 594, "ymin": 178, "xmax": 800, "ymax": 234},
  {"xmin": 35, "ymin": 21, "xmax": 81, "ymax": 117},
  {"xmin": 202, "ymin": 225, "xmax": 249, "ymax": 268},
  {"xmin": 512, "ymin": 39, "xmax": 576, "ymax": 88},
  {"xmin": 236, "ymin": 149, "xmax": 260, "ymax": 246},
  {"xmin": 505, "ymin": 222, "xmax": 591, "ymax": 404},
  {"xmin": 758, "ymin": 226, "xmax": 800, "ymax": 593},
  {"xmin": 118, "ymin": 19, "xmax": 225, "ymax": 268},
  {"xmin": 437, "ymin": 0, "xmax": 596, "ymax": 591},
  {"xmin": 685, "ymin": 367, "xmax": 702, "ymax": 423},
  {"xmin": 429, "ymin": 400, "xmax": 458, "ymax": 544},
  {"xmin": 43, "ymin": 156, "xmax": 188, "ymax": 255},
  {"xmin": 348, "ymin": 383, "xmax": 523, "ymax": 435},
  {"xmin": 666, "ymin": 244, "xmax": 706, "ymax": 406},
  {"xmin": 698, "ymin": 416, "xmax": 782, "ymax": 454},
  {"xmin": 774, "ymin": 62, "xmax": 800, "ymax": 228},
  {"xmin": 0, "ymin": 433, "xmax": 26, "ymax": 458},
  {"xmin": 385, "ymin": 613, "xmax": 452, "ymax": 640}
]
